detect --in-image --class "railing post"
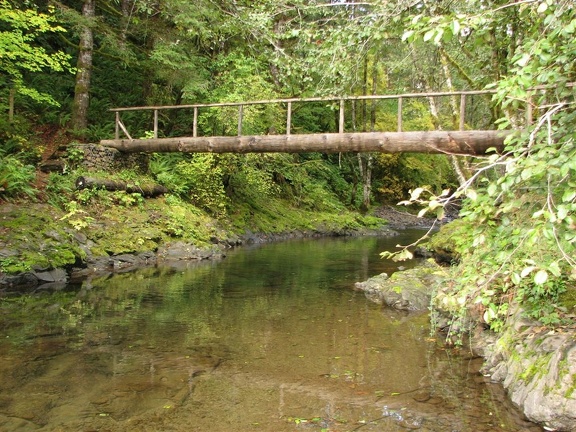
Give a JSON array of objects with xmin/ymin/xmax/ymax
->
[
  {"xmin": 115, "ymin": 111, "xmax": 120, "ymax": 139},
  {"xmin": 459, "ymin": 94, "xmax": 466, "ymax": 131},
  {"xmin": 339, "ymin": 99, "xmax": 345, "ymax": 134},
  {"xmin": 193, "ymin": 107, "xmax": 198, "ymax": 137},
  {"xmin": 153, "ymin": 109, "xmax": 158, "ymax": 139},
  {"xmin": 238, "ymin": 104, "xmax": 243, "ymax": 136},
  {"xmin": 286, "ymin": 101, "xmax": 292, "ymax": 136},
  {"xmin": 397, "ymin": 97, "xmax": 403, "ymax": 132}
]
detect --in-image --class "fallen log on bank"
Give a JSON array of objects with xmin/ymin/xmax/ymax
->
[
  {"xmin": 100, "ymin": 130, "xmax": 510, "ymax": 155},
  {"xmin": 75, "ymin": 176, "xmax": 168, "ymax": 197}
]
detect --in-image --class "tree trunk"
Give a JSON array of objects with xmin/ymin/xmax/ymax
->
[
  {"xmin": 101, "ymin": 130, "xmax": 509, "ymax": 155},
  {"xmin": 439, "ymin": 48, "xmax": 472, "ymax": 186},
  {"xmin": 76, "ymin": 176, "xmax": 168, "ymax": 197},
  {"xmin": 71, "ymin": 0, "xmax": 95, "ymax": 137}
]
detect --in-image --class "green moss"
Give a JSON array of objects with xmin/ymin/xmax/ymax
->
[
  {"xmin": 565, "ymin": 374, "xmax": 576, "ymax": 399},
  {"xmin": 228, "ymin": 197, "xmax": 386, "ymax": 235},
  {"xmin": 519, "ymin": 352, "xmax": 552, "ymax": 383},
  {"xmin": 0, "ymin": 205, "xmax": 86, "ymax": 274},
  {"xmin": 425, "ymin": 218, "xmax": 471, "ymax": 257},
  {"xmin": 1, "ymin": 165, "xmax": 390, "ymax": 276},
  {"xmin": 558, "ymin": 287, "xmax": 576, "ymax": 312}
]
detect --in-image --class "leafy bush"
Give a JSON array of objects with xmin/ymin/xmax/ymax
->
[
  {"xmin": 45, "ymin": 172, "xmax": 75, "ymax": 208},
  {"xmin": 153, "ymin": 154, "xmax": 228, "ymax": 217},
  {"xmin": 0, "ymin": 153, "xmax": 37, "ymax": 200}
]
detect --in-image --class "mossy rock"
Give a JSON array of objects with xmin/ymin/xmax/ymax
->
[
  {"xmin": 355, "ymin": 261, "xmax": 444, "ymax": 311},
  {"xmin": 0, "ymin": 204, "xmax": 86, "ymax": 274},
  {"xmin": 558, "ymin": 287, "xmax": 576, "ymax": 313}
]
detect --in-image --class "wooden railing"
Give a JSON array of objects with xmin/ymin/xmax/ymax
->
[{"xmin": 110, "ymin": 89, "xmax": 501, "ymax": 141}]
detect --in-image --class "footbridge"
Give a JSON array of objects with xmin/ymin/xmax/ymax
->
[{"xmin": 100, "ymin": 89, "xmax": 517, "ymax": 155}]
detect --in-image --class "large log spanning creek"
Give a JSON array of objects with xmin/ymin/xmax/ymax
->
[{"xmin": 0, "ymin": 232, "xmax": 542, "ymax": 432}]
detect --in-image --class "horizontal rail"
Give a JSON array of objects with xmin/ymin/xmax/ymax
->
[
  {"xmin": 108, "ymin": 89, "xmax": 498, "ymax": 113},
  {"xmin": 108, "ymin": 84, "xmax": 573, "ymax": 142}
]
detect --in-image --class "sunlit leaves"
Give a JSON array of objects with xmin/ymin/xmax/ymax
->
[
  {"xmin": 0, "ymin": 0, "xmax": 72, "ymax": 105},
  {"xmin": 404, "ymin": 0, "xmax": 576, "ymax": 335}
]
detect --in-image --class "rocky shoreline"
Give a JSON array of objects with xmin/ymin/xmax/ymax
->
[
  {"xmin": 0, "ymin": 201, "xmax": 397, "ymax": 293},
  {"xmin": 354, "ymin": 261, "xmax": 576, "ymax": 432}
]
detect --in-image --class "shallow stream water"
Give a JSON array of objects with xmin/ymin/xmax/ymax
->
[{"xmin": 0, "ymin": 231, "xmax": 542, "ymax": 431}]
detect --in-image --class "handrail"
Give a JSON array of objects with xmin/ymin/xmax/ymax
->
[
  {"xmin": 109, "ymin": 89, "xmax": 497, "ymax": 112},
  {"xmin": 109, "ymin": 84, "xmax": 574, "ymax": 140}
]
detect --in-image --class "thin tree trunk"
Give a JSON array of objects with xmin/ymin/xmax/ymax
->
[
  {"xmin": 8, "ymin": 87, "xmax": 15, "ymax": 123},
  {"xmin": 440, "ymin": 48, "xmax": 471, "ymax": 186},
  {"xmin": 71, "ymin": 0, "xmax": 95, "ymax": 137},
  {"xmin": 439, "ymin": 51, "xmax": 458, "ymax": 128}
]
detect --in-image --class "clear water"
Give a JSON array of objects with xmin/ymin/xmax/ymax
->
[{"xmin": 0, "ymin": 232, "xmax": 541, "ymax": 431}]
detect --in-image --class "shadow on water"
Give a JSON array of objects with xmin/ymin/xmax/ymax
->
[{"xmin": 0, "ymin": 232, "xmax": 542, "ymax": 431}]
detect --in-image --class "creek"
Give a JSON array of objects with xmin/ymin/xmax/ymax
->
[{"xmin": 0, "ymin": 231, "xmax": 542, "ymax": 431}]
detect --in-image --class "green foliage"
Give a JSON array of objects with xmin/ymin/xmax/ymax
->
[
  {"xmin": 0, "ymin": 1, "xmax": 72, "ymax": 106},
  {"xmin": 153, "ymin": 154, "xmax": 228, "ymax": 217},
  {"xmin": 375, "ymin": 153, "xmax": 456, "ymax": 203},
  {"xmin": 400, "ymin": 0, "xmax": 576, "ymax": 338},
  {"xmin": 45, "ymin": 172, "xmax": 75, "ymax": 209},
  {"xmin": 223, "ymin": 154, "xmax": 280, "ymax": 202},
  {"xmin": 0, "ymin": 152, "xmax": 37, "ymax": 200},
  {"xmin": 198, "ymin": 53, "xmax": 282, "ymax": 136}
]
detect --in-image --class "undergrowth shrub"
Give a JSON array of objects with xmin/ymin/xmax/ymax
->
[
  {"xmin": 0, "ymin": 153, "xmax": 37, "ymax": 200},
  {"xmin": 152, "ymin": 154, "xmax": 228, "ymax": 217}
]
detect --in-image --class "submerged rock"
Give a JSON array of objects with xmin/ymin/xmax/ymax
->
[
  {"xmin": 354, "ymin": 261, "xmax": 444, "ymax": 311},
  {"xmin": 157, "ymin": 242, "xmax": 224, "ymax": 261}
]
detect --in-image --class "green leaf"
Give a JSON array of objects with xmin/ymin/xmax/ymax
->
[
  {"xmin": 423, "ymin": 29, "xmax": 435, "ymax": 42},
  {"xmin": 487, "ymin": 183, "xmax": 497, "ymax": 197},
  {"xmin": 548, "ymin": 262, "xmax": 561, "ymax": 277},
  {"xmin": 534, "ymin": 269, "xmax": 548, "ymax": 285},
  {"xmin": 521, "ymin": 266, "xmax": 536, "ymax": 278},
  {"xmin": 433, "ymin": 28, "xmax": 444, "ymax": 45},
  {"xmin": 451, "ymin": 20, "xmax": 461, "ymax": 37},
  {"xmin": 516, "ymin": 53, "xmax": 531, "ymax": 67},
  {"xmin": 410, "ymin": 187, "xmax": 424, "ymax": 200},
  {"xmin": 466, "ymin": 189, "xmax": 477, "ymax": 201},
  {"xmin": 537, "ymin": 2, "xmax": 548, "ymax": 13},
  {"xmin": 562, "ymin": 190, "xmax": 576, "ymax": 202},
  {"xmin": 402, "ymin": 30, "xmax": 415, "ymax": 41}
]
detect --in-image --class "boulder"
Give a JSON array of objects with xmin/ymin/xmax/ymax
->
[
  {"xmin": 33, "ymin": 268, "xmax": 68, "ymax": 283},
  {"xmin": 354, "ymin": 261, "xmax": 443, "ymax": 311}
]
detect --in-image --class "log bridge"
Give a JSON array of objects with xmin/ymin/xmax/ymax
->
[{"xmin": 100, "ymin": 90, "xmax": 521, "ymax": 155}]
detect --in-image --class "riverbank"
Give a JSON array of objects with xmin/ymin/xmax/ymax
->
[
  {"xmin": 354, "ymin": 232, "xmax": 576, "ymax": 432},
  {"xmin": 0, "ymin": 198, "xmax": 399, "ymax": 292}
]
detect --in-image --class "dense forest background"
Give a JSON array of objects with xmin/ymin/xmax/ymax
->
[{"xmin": 1, "ymin": 1, "xmax": 575, "ymax": 332}]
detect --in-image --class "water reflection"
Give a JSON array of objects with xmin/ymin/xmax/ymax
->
[{"xmin": 0, "ymin": 233, "xmax": 541, "ymax": 431}]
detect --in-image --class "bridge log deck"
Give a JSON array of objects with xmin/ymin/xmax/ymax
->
[{"xmin": 100, "ymin": 130, "xmax": 509, "ymax": 155}]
